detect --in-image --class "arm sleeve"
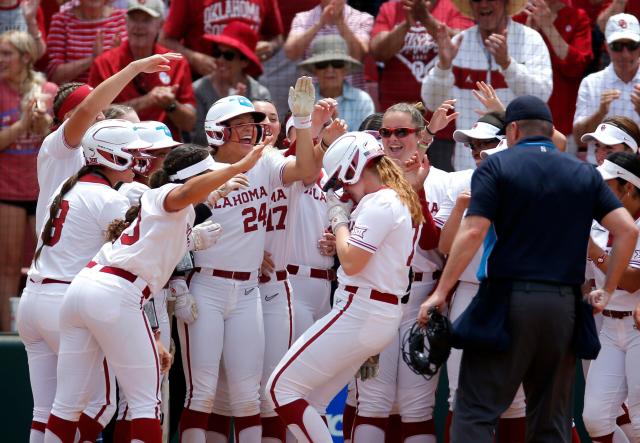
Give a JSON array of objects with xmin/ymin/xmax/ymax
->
[
  {"xmin": 259, "ymin": 0, "xmax": 284, "ymax": 39},
  {"xmin": 421, "ymin": 51, "xmax": 456, "ymax": 112},
  {"xmin": 550, "ymin": 11, "xmax": 593, "ymax": 77},
  {"xmin": 466, "ymin": 158, "xmax": 500, "ymax": 221},
  {"xmin": 265, "ymin": 150, "xmax": 290, "ymax": 190},
  {"xmin": 145, "ymin": 183, "xmax": 184, "ymax": 216},
  {"xmin": 354, "ymin": 12, "xmax": 374, "ymax": 43},
  {"xmin": 98, "ymin": 195, "xmax": 130, "ymax": 231},
  {"xmin": 288, "ymin": 11, "xmax": 308, "ymax": 37},
  {"xmin": 347, "ymin": 200, "xmax": 397, "ymax": 253},
  {"xmin": 371, "ymin": 3, "xmax": 395, "ymax": 37},
  {"xmin": 501, "ymin": 28, "xmax": 553, "ymax": 101},
  {"xmin": 43, "ymin": 121, "xmax": 81, "ymax": 159}
]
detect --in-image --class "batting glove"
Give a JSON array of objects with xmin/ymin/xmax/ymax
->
[
  {"xmin": 189, "ymin": 220, "xmax": 223, "ymax": 251},
  {"xmin": 358, "ymin": 354, "xmax": 380, "ymax": 381},
  {"xmin": 327, "ymin": 190, "xmax": 353, "ymax": 232},
  {"xmin": 288, "ymin": 76, "xmax": 315, "ymax": 126},
  {"xmin": 168, "ymin": 279, "xmax": 198, "ymax": 324},
  {"xmin": 207, "ymin": 173, "xmax": 250, "ymax": 206}
]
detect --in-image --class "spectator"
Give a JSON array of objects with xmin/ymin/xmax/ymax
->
[
  {"xmin": 597, "ymin": 0, "xmax": 640, "ymax": 34},
  {"xmin": 573, "ymin": 13, "xmax": 640, "ymax": 153},
  {"xmin": 0, "ymin": 30, "xmax": 56, "ymax": 331},
  {"xmin": 298, "ymin": 34, "xmax": 374, "ymax": 131},
  {"xmin": 159, "ymin": 0, "xmax": 284, "ymax": 78},
  {"xmin": 421, "ymin": 0, "xmax": 552, "ymax": 171},
  {"xmin": 88, "ymin": 0, "xmax": 196, "ymax": 139},
  {"xmin": 0, "ymin": 0, "xmax": 46, "ymax": 59},
  {"xmin": 191, "ymin": 21, "xmax": 271, "ymax": 146},
  {"xmin": 581, "ymin": 115, "xmax": 640, "ymax": 165},
  {"xmin": 371, "ymin": 0, "xmax": 473, "ymax": 171},
  {"xmin": 47, "ymin": 0, "xmax": 127, "ymax": 84},
  {"xmin": 285, "ymin": 0, "xmax": 373, "ymax": 88},
  {"xmin": 514, "ymin": 0, "xmax": 592, "ymax": 152}
]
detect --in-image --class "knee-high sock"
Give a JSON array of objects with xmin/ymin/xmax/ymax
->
[
  {"xmin": 443, "ymin": 411, "xmax": 453, "ymax": 443},
  {"xmin": 275, "ymin": 399, "xmax": 332, "ymax": 443},
  {"xmin": 76, "ymin": 413, "xmax": 103, "ymax": 443},
  {"xmin": 206, "ymin": 413, "xmax": 231, "ymax": 443},
  {"xmin": 131, "ymin": 418, "xmax": 161, "ymax": 443},
  {"xmin": 44, "ymin": 414, "xmax": 77, "ymax": 443},
  {"xmin": 234, "ymin": 415, "xmax": 261, "ymax": 443},
  {"xmin": 352, "ymin": 416, "xmax": 387, "ymax": 443},
  {"xmin": 30, "ymin": 420, "xmax": 46, "ymax": 443},
  {"xmin": 262, "ymin": 416, "xmax": 287, "ymax": 443},
  {"xmin": 113, "ymin": 419, "xmax": 131, "ymax": 443},
  {"xmin": 401, "ymin": 419, "xmax": 436, "ymax": 443},
  {"xmin": 180, "ymin": 409, "xmax": 208, "ymax": 443}
]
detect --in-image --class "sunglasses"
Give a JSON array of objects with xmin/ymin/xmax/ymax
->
[
  {"xmin": 379, "ymin": 127, "xmax": 419, "ymax": 138},
  {"xmin": 315, "ymin": 60, "xmax": 346, "ymax": 70},
  {"xmin": 609, "ymin": 41, "xmax": 640, "ymax": 52},
  {"xmin": 212, "ymin": 46, "xmax": 245, "ymax": 61},
  {"xmin": 466, "ymin": 139, "xmax": 499, "ymax": 150}
]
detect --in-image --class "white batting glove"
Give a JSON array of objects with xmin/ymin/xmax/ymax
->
[
  {"xmin": 288, "ymin": 76, "xmax": 315, "ymax": 124},
  {"xmin": 357, "ymin": 355, "xmax": 380, "ymax": 381},
  {"xmin": 168, "ymin": 279, "xmax": 198, "ymax": 324},
  {"xmin": 327, "ymin": 190, "xmax": 353, "ymax": 232},
  {"xmin": 189, "ymin": 220, "xmax": 222, "ymax": 251},
  {"xmin": 207, "ymin": 173, "xmax": 250, "ymax": 206},
  {"xmin": 586, "ymin": 288, "xmax": 612, "ymax": 314}
]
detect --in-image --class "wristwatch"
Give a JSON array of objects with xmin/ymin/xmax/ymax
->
[{"xmin": 165, "ymin": 101, "xmax": 177, "ymax": 113}]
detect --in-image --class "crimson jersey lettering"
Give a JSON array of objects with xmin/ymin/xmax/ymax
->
[{"xmin": 45, "ymin": 200, "xmax": 70, "ymax": 247}]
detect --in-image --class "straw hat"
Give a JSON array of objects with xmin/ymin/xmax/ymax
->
[
  {"xmin": 451, "ymin": 0, "xmax": 527, "ymax": 18},
  {"xmin": 298, "ymin": 35, "xmax": 362, "ymax": 74},
  {"xmin": 203, "ymin": 21, "xmax": 263, "ymax": 77}
]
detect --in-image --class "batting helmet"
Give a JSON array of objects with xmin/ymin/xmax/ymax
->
[
  {"xmin": 204, "ymin": 95, "xmax": 266, "ymax": 147},
  {"xmin": 82, "ymin": 119, "xmax": 152, "ymax": 172},
  {"xmin": 402, "ymin": 310, "xmax": 453, "ymax": 379}
]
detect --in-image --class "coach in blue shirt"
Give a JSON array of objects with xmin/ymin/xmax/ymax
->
[{"xmin": 418, "ymin": 96, "xmax": 639, "ymax": 443}]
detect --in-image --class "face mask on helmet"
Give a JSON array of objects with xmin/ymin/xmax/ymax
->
[
  {"xmin": 82, "ymin": 119, "xmax": 152, "ymax": 172},
  {"xmin": 204, "ymin": 95, "xmax": 267, "ymax": 147},
  {"xmin": 130, "ymin": 150, "xmax": 157, "ymax": 176}
]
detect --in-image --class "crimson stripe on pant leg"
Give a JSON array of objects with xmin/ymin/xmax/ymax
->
[
  {"xmin": 183, "ymin": 323, "xmax": 195, "ymax": 409},
  {"xmin": 31, "ymin": 420, "xmax": 46, "ymax": 432},
  {"xmin": 46, "ymin": 414, "xmax": 77, "ymax": 442},
  {"xmin": 262, "ymin": 416, "xmax": 287, "ymax": 442},
  {"xmin": 180, "ymin": 409, "xmax": 209, "ymax": 435},
  {"xmin": 285, "ymin": 281, "xmax": 293, "ymax": 348},
  {"xmin": 141, "ymin": 311, "xmax": 161, "ymax": 419},
  {"xmin": 92, "ymin": 358, "xmax": 111, "ymax": 423},
  {"xmin": 234, "ymin": 414, "xmax": 261, "ymax": 442},
  {"xmin": 131, "ymin": 417, "xmax": 162, "ymax": 442},
  {"xmin": 208, "ymin": 413, "xmax": 231, "ymax": 436},
  {"xmin": 274, "ymin": 399, "xmax": 315, "ymax": 442},
  {"xmin": 400, "ymin": 419, "xmax": 436, "ymax": 440},
  {"xmin": 77, "ymin": 413, "xmax": 103, "ymax": 442},
  {"xmin": 269, "ymin": 294, "xmax": 354, "ymax": 408},
  {"xmin": 353, "ymin": 415, "xmax": 388, "ymax": 433}
]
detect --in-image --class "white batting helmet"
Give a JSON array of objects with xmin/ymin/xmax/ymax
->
[
  {"xmin": 134, "ymin": 121, "xmax": 181, "ymax": 150},
  {"xmin": 82, "ymin": 119, "xmax": 152, "ymax": 172},
  {"xmin": 204, "ymin": 95, "xmax": 266, "ymax": 147},
  {"xmin": 322, "ymin": 132, "xmax": 385, "ymax": 191}
]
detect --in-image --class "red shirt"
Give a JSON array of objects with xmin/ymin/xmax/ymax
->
[
  {"xmin": 600, "ymin": 0, "xmax": 640, "ymax": 19},
  {"xmin": 276, "ymin": 0, "xmax": 318, "ymax": 36},
  {"xmin": 571, "ymin": 0, "xmax": 606, "ymax": 24},
  {"xmin": 514, "ymin": 7, "xmax": 593, "ymax": 135},
  {"xmin": 163, "ymin": 0, "xmax": 284, "ymax": 54},
  {"xmin": 372, "ymin": 0, "xmax": 473, "ymax": 138},
  {"xmin": 0, "ymin": 81, "xmax": 57, "ymax": 201},
  {"xmin": 88, "ymin": 42, "xmax": 196, "ymax": 139}
]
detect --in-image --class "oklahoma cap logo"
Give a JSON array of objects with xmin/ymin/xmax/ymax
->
[
  {"xmin": 619, "ymin": 19, "xmax": 628, "ymax": 29},
  {"xmin": 601, "ymin": 124, "xmax": 607, "ymax": 131}
]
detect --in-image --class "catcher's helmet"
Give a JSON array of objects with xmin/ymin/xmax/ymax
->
[{"xmin": 402, "ymin": 309, "xmax": 453, "ymax": 379}]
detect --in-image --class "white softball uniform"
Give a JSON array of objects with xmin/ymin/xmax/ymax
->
[
  {"xmin": 583, "ymin": 220, "xmax": 640, "ymax": 440},
  {"xmin": 179, "ymin": 152, "xmax": 290, "ymax": 440},
  {"xmin": 118, "ymin": 180, "xmax": 149, "ymax": 206},
  {"xmin": 266, "ymin": 188, "xmax": 416, "ymax": 443},
  {"xmin": 435, "ymin": 170, "xmax": 526, "ymax": 418},
  {"xmin": 287, "ymin": 176, "xmax": 333, "ymax": 341},
  {"xmin": 18, "ymin": 174, "xmax": 128, "ymax": 433},
  {"xmin": 36, "ymin": 121, "xmax": 85, "ymax": 235},
  {"xmin": 49, "ymin": 184, "xmax": 193, "ymax": 436}
]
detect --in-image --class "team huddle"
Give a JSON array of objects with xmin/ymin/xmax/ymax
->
[{"xmin": 15, "ymin": 49, "xmax": 640, "ymax": 443}]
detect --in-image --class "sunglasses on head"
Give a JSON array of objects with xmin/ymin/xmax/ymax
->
[
  {"xmin": 315, "ymin": 60, "xmax": 346, "ymax": 70},
  {"xmin": 212, "ymin": 46, "xmax": 244, "ymax": 61},
  {"xmin": 609, "ymin": 41, "xmax": 640, "ymax": 52},
  {"xmin": 378, "ymin": 127, "xmax": 419, "ymax": 138}
]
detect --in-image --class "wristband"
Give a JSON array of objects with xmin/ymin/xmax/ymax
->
[
  {"xmin": 425, "ymin": 125, "xmax": 436, "ymax": 136},
  {"xmin": 293, "ymin": 115, "xmax": 312, "ymax": 129},
  {"xmin": 321, "ymin": 138, "xmax": 331, "ymax": 150}
]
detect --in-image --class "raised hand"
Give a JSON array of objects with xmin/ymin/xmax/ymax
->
[
  {"xmin": 20, "ymin": 0, "xmax": 39, "ymax": 24},
  {"xmin": 289, "ymin": 76, "xmax": 316, "ymax": 117},
  {"xmin": 208, "ymin": 173, "xmax": 250, "ymax": 204},
  {"xmin": 133, "ymin": 53, "xmax": 183, "ymax": 74},
  {"xmin": 235, "ymin": 143, "xmax": 266, "ymax": 172},
  {"xmin": 485, "ymin": 29, "xmax": 510, "ymax": 70},
  {"xmin": 321, "ymin": 118, "xmax": 348, "ymax": 148},
  {"xmin": 599, "ymin": 89, "xmax": 621, "ymax": 115},
  {"xmin": 428, "ymin": 99, "xmax": 458, "ymax": 134},
  {"xmin": 472, "ymin": 81, "xmax": 506, "ymax": 115},
  {"xmin": 311, "ymin": 98, "xmax": 338, "ymax": 136},
  {"xmin": 435, "ymin": 24, "xmax": 462, "ymax": 70}
]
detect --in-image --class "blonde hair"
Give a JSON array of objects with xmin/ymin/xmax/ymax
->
[
  {"xmin": 0, "ymin": 30, "xmax": 46, "ymax": 108},
  {"xmin": 373, "ymin": 156, "xmax": 425, "ymax": 226},
  {"xmin": 384, "ymin": 102, "xmax": 426, "ymax": 130}
]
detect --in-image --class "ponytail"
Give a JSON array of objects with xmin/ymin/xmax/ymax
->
[
  {"xmin": 148, "ymin": 168, "xmax": 171, "ymax": 189},
  {"xmin": 373, "ymin": 156, "xmax": 425, "ymax": 226},
  {"xmin": 34, "ymin": 165, "xmax": 100, "ymax": 265},
  {"xmin": 105, "ymin": 205, "xmax": 141, "ymax": 242}
]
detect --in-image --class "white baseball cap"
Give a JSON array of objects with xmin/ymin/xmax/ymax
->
[
  {"xmin": 134, "ymin": 121, "xmax": 181, "ymax": 150},
  {"xmin": 597, "ymin": 159, "xmax": 640, "ymax": 189},
  {"xmin": 605, "ymin": 13, "xmax": 640, "ymax": 44},
  {"xmin": 581, "ymin": 123, "xmax": 638, "ymax": 153},
  {"xmin": 479, "ymin": 138, "xmax": 509, "ymax": 159},
  {"xmin": 453, "ymin": 113, "xmax": 505, "ymax": 144},
  {"xmin": 285, "ymin": 116, "xmax": 295, "ymax": 138}
]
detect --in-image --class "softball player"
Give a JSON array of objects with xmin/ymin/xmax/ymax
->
[
  {"xmin": 436, "ymin": 116, "xmax": 527, "ymax": 441},
  {"xmin": 178, "ymin": 77, "xmax": 320, "ymax": 443},
  {"xmin": 583, "ymin": 152, "xmax": 640, "ymax": 443},
  {"xmin": 350, "ymin": 102, "xmax": 454, "ymax": 443},
  {"xmin": 266, "ymin": 131, "xmax": 424, "ymax": 443},
  {"xmin": 36, "ymin": 53, "xmax": 182, "ymax": 235},
  {"xmin": 18, "ymin": 119, "xmax": 148, "ymax": 443},
  {"xmin": 44, "ymin": 142, "xmax": 264, "ymax": 443}
]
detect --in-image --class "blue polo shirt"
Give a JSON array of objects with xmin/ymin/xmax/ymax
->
[{"xmin": 467, "ymin": 136, "xmax": 621, "ymax": 285}]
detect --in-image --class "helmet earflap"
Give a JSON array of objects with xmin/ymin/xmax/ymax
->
[{"xmin": 82, "ymin": 119, "xmax": 152, "ymax": 172}]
